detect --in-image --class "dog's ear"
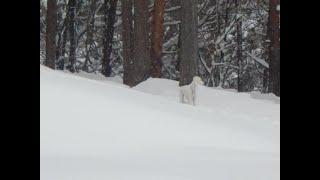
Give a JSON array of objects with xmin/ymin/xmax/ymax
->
[{"xmin": 198, "ymin": 78, "xmax": 204, "ymax": 85}]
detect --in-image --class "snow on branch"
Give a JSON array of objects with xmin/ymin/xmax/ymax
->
[
  {"xmin": 227, "ymin": 65, "xmax": 239, "ymax": 70},
  {"xmin": 164, "ymin": 21, "xmax": 181, "ymax": 26},
  {"xmin": 198, "ymin": 7, "xmax": 216, "ymax": 27},
  {"xmin": 114, "ymin": 19, "xmax": 122, "ymax": 28},
  {"xmin": 199, "ymin": 56, "xmax": 212, "ymax": 73},
  {"xmin": 163, "ymin": 49, "xmax": 180, "ymax": 54},
  {"xmin": 215, "ymin": 19, "xmax": 237, "ymax": 46},
  {"xmin": 199, "ymin": 39, "xmax": 215, "ymax": 48},
  {"xmin": 246, "ymin": 52, "xmax": 269, "ymax": 69},
  {"xmin": 163, "ymin": 35, "xmax": 179, "ymax": 50},
  {"xmin": 165, "ymin": 6, "xmax": 181, "ymax": 13}
]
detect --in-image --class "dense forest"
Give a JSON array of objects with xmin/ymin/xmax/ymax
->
[{"xmin": 40, "ymin": 0, "xmax": 280, "ymax": 96}]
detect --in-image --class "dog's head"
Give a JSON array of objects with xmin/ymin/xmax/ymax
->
[{"xmin": 193, "ymin": 76, "xmax": 204, "ymax": 85}]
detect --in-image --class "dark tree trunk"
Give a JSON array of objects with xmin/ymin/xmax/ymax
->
[
  {"xmin": 83, "ymin": 0, "xmax": 97, "ymax": 71},
  {"xmin": 235, "ymin": 0, "xmax": 243, "ymax": 92},
  {"xmin": 122, "ymin": 0, "xmax": 135, "ymax": 86},
  {"xmin": 58, "ymin": 2, "xmax": 71, "ymax": 71},
  {"xmin": 150, "ymin": 0, "xmax": 166, "ymax": 78},
  {"xmin": 179, "ymin": 0, "xmax": 198, "ymax": 86},
  {"xmin": 45, "ymin": 0, "xmax": 57, "ymax": 69},
  {"xmin": 263, "ymin": 69, "xmax": 268, "ymax": 93},
  {"xmin": 67, "ymin": 0, "xmax": 77, "ymax": 73},
  {"xmin": 56, "ymin": 28, "xmax": 62, "ymax": 66},
  {"xmin": 132, "ymin": 0, "xmax": 150, "ymax": 86},
  {"xmin": 101, "ymin": 0, "xmax": 117, "ymax": 77},
  {"xmin": 59, "ymin": 26, "xmax": 68, "ymax": 70},
  {"xmin": 267, "ymin": 0, "xmax": 280, "ymax": 96}
]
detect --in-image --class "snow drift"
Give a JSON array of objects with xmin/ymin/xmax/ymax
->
[{"xmin": 40, "ymin": 65, "xmax": 280, "ymax": 180}]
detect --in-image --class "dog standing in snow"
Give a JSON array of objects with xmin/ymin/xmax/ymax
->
[{"xmin": 179, "ymin": 76, "xmax": 204, "ymax": 106}]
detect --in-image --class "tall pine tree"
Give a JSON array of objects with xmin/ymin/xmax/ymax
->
[
  {"xmin": 267, "ymin": 0, "xmax": 280, "ymax": 96},
  {"xmin": 150, "ymin": 0, "xmax": 166, "ymax": 78},
  {"xmin": 45, "ymin": 0, "xmax": 57, "ymax": 69},
  {"xmin": 179, "ymin": 0, "xmax": 198, "ymax": 86}
]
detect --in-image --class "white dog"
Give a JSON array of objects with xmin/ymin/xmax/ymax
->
[{"xmin": 179, "ymin": 76, "xmax": 204, "ymax": 106}]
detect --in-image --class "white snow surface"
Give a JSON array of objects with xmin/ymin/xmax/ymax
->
[{"xmin": 40, "ymin": 65, "xmax": 280, "ymax": 180}]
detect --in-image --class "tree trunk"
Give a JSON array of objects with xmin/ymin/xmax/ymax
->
[
  {"xmin": 45, "ymin": 0, "xmax": 57, "ymax": 69},
  {"xmin": 67, "ymin": 0, "xmax": 77, "ymax": 73},
  {"xmin": 267, "ymin": 0, "xmax": 280, "ymax": 96},
  {"xmin": 56, "ymin": 27, "xmax": 62, "ymax": 66},
  {"xmin": 59, "ymin": 1, "xmax": 71, "ymax": 70},
  {"xmin": 132, "ymin": 0, "xmax": 150, "ymax": 86},
  {"xmin": 122, "ymin": 0, "xmax": 135, "ymax": 86},
  {"xmin": 150, "ymin": 0, "xmax": 166, "ymax": 78},
  {"xmin": 262, "ymin": 69, "xmax": 268, "ymax": 93},
  {"xmin": 83, "ymin": 0, "xmax": 97, "ymax": 71},
  {"xmin": 179, "ymin": 0, "xmax": 198, "ymax": 86},
  {"xmin": 101, "ymin": 0, "xmax": 117, "ymax": 77},
  {"xmin": 235, "ymin": 0, "xmax": 243, "ymax": 92}
]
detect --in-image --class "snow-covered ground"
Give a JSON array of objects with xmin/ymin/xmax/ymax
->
[{"xmin": 40, "ymin": 65, "xmax": 280, "ymax": 180}]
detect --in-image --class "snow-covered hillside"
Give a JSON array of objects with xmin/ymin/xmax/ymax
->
[{"xmin": 40, "ymin": 65, "xmax": 280, "ymax": 180}]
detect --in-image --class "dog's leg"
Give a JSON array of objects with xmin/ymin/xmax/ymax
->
[
  {"xmin": 179, "ymin": 89, "xmax": 184, "ymax": 104},
  {"xmin": 187, "ymin": 93, "xmax": 191, "ymax": 105},
  {"xmin": 191, "ymin": 83, "xmax": 196, "ymax": 106},
  {"xmin": 192, "ymin": 91, "xmax": 195, "ymax": 106}
]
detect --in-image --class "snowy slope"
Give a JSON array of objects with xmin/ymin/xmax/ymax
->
[{"xmin": 40, "ymin": 65, "xmax": 280, "ymax": 180}]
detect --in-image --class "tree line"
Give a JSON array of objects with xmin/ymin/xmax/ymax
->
[{"xmin": 41, "ymin": 0, "xmax": 280, "ymax": 96}]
